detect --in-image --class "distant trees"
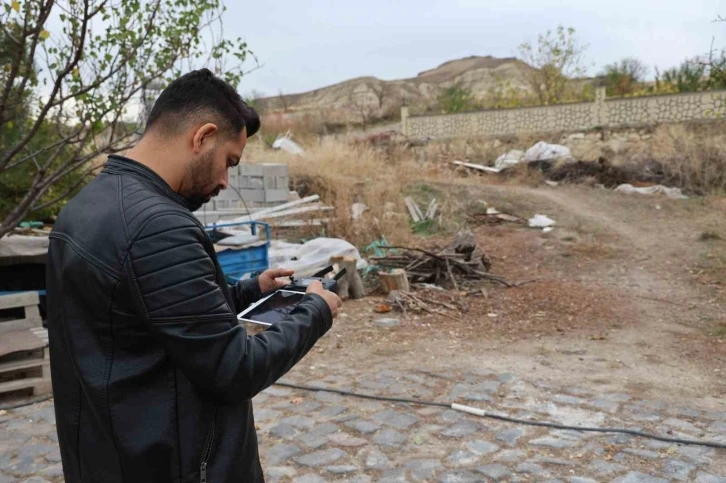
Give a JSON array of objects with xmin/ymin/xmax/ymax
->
[
  {"xmin": 437, "ymin": 83, "xmax": 475, "ymax": 113},
  {"xmin": 518, "ymin": 25, "xmax": 590, "ymax": 105},
  {"xmin": 600, "ymin": 58, "xmax": 648, "ymax": 97}
]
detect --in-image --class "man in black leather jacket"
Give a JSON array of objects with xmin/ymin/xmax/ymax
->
[{"xmin": 46, "ymin": 69, "xmax": 342, "ymax": 483}]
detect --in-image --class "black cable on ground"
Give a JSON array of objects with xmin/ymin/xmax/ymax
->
[{"xmin": 275, "ymin": 382, "xmax": 726, "ymax": 450}]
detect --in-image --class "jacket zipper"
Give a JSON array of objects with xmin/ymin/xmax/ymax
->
[{"xmin": 200, "ymin": 409, "xmax": 217, "ymax": 483}]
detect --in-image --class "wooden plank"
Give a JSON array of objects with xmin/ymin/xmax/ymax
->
[
  {"xmin": 0, "ymin": 357, "xmax": 48, "ymax": 375},
  {"xmin": 453, "ymin": 160, "xmax": 501, "ymax": 174},
  {"xmin": 30, "ymin": 327, "xmax": 49, "ymax": 343},
  {"xmin": 0, "ymin": 318, "xmax": 42, "ymax": 335},
  {"xmin": 425, "ymin": 199, "xmax": 438, "ymax": 220},
  {"xmin": 0, "ymin": 377, "xmax": 48, "ymax": 395},
  {"xmin": 0, "ymin": 292, "xmax": 39, "ymax": 310},
  {"xmin": 243, "ymin": 195, "xmax": 320, "ymax": 221},
  {"xmin": 271, "ymin": 219, "xmax": 331, "ymax": 227},
  {"xmin": 258, "ymin": 205, "xmax": 334, "ymax": 221},
  {"xmin": 0, "ymin": 329, "xmax": 46, "ymax": 357},
  {"xmin": 404, "ymin": 197, "xmax": 422, "ymax": 222}
]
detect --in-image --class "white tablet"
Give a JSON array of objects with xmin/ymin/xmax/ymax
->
[{"xmin": 237, "ymin": 290, "xmax": 307, "ymax": 327}]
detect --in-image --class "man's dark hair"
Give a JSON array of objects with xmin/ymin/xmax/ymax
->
[{"xmin": 145, "ymin": 69, "xmax": 260, "ymax": 138}]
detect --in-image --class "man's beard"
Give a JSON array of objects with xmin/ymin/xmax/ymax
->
[{"xmin": 181, "ymin": 150, "xmax": 220, "ymax": 212}]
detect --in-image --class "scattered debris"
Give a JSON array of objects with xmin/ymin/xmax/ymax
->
[
  {"xmin": 545, "ymin": 180, "xmax": 559, "ymax": 187},
  {"xmin": 470, "ymin": 206, "xmax": 522, "ymax": 225},
  {"xmin": 370, "ymin": 234, "xmax": 515, "ymax": 288},
  {"xmin": 330, "ymin": 255, "xmax": 365, "ymax": 299},
  {"xmin": 528, "ymin": 214, "xmax": 556, "ymax": 230},
  {"xmin": 352, "ymin": 203, "xmax": 368, "ymax": 220},
  {"xmin": 405, "ymin": 197, "xmax": 438, "ymax": 223},
  {"xmin": 453, "ymin": 160, "xmax": 502, "ymax": 174},
  {"xmin": 374, "ymin": 318, "xmax": 401, "ymax": 328},
  {"xmin": 494, "ymin": 150, "xmax": 525, "ymax": 170},
  {"xmin": 524, "ymin": 141, "xmax": 573, "ymax": 162},
  {"xmin": 379, "ymin": 268, "xmax": 411, "ymax": 293},
  {"xmin": 374, "ymin": 304, "xmax": 392, "ymax": 314},
  {"xmin": 226, "ymin": 194, "xmax": 335, "ymax": 228},
  {"xmin": 268, "ymin": 238, "xmax": 368, "ymax": 277},
  {"xmin": 699, "ymin": 231, "xmax": 722, "ymax": 242},
  {"xmin": 614, "ymin": 183, "xmax": 689, "ymax": 200},
  {"xmin": 272, "ymin": 131, "xmax": 304, "ymax": 155}
]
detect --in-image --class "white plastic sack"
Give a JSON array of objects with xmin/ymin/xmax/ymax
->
[
  {"xmin": 272, "ymin": 135, "xmax": 304, "ymax": 155},
  {"xmin": 268, "ymin": 238, "xmax": 368, "ymax": 277},
  {"xmin": 524, "ymin": 141, "xmax": 572, "ymax": 162},
  {"xmin": 614, "ymin": 184, "xmax": 689, "ymax": 200},
  {"xmin": 528, "ymin": 214, "xmax": 556, "ymax": 229},
  {"xmin": 493, "ymin": 150, "xmax": 525, "ymax": 170}
]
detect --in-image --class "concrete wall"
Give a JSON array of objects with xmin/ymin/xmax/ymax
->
[{"xmin": 403, "ymin": 87, "xmax": 726, "ymax": 139}]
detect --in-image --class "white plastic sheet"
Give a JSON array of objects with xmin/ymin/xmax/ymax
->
[
  {"xmin": 268, "ymin": 238, "xmax": 368, "ymax": 277},
  {"xmin": 272, "ymin": 135, "xmax": 304, "ymax": 155},
  {"xmin": 528, "ymin": 214, "xmax": 556, "ymax": 229},
  {"xmin": 524, "ymin": 141, "xmax": 572, "ymax": 162},
  {"xmin": 614, "ymin": 184, "xmax": 689, "ymax": 200},
  {"xmin": 493, "ymin": 150, "xmax": 525, "ymax": 170}
]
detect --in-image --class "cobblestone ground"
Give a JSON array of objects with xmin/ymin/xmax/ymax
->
[{"xmin": 1, "ymin": 366, "xmax": 725, "ymax": 482}]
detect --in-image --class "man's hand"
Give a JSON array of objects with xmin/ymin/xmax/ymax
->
[
  {"xmin": 258, "ymin": 268, "xmax": 295, "ymax": 293},
  {"xmin": 306, "ymin": 280, "xmax": 343, "ymax": 318}
]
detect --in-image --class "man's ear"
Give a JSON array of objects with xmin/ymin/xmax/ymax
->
[{"xmin": 192, "ymin": 123, "xmax": 218, "ymax": 154}]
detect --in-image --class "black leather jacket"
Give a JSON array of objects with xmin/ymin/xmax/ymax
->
[{"xmin": 46, "ymin": 155, "xmax": 332, "ymax": 483}]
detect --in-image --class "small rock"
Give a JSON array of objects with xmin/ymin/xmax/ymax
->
[
  {"xmin": 446, "ymin": 450, "xmax": 479, "ymax": 466},
  {"xmin": 477, "ymin": 464, "xmax": 512, "ymax": 481},
  {"xmin": 292, "ymin": 474, "xmax": 326, "ymax": 483},
  {"xmin": 496, "ymin": 427, "xmax": 525, "ymax": 446},
  {"xmin": 439, "ymin": 409, "xmax": 463, "ymax": 422},
  {"xmin": 372, "ymin": 409, "xmax": 419, "ymax": 429},
  {"xmin": 325, "ymin": 465, "xmax": 358, "ymax": 474},
  {"xmin": 493, "ymin": 449, "xmax": 527, "ymax": 463},
  {"xmin": 568, "ymin": 478, "xmax": 598, "ymax": 483},
  {"xmin": 465, "ymin": 440, "xmax": 500, "ymax": 456},
  {"xmin": 295, "ymin": 448, "xmax": 346, "ymax": 467},
  {"xmin": 328, "ymin": 432, "xmax": 368, "ymax": 447},
  {"xmin": 553, "ymin": 395, "xmax": 586, "ymax": 405},
  {"xmin": 379, "ymin": 468, "xmax": 407, "ymax": 483},
  {"xmin": 270, "ymin": 423, "xmax": 298, "ymax": 440},
  {"xmin": 405, "ymin": 459, "xmax": 444, "ymax": 481},
  {"xmin": 41, "ymin": 464, "xmax": 64, "ymax": 478},
  {"xmin": 375, "ymin": 318, "xmax": 400, "ymax": 328},
  {"xmin": 344, "ymin": 419, "xmax": 380, "ymax": 434},
  {"xmin": 516, "ymin": 462, "xmax": 547, "ymax": 476},
  {"xmin": 613, "ymin": 472, "xmax": 669, "ymax": 483},
  {"xmin": 280, "ymin": 415, "xmax": 316, "ymax": 430},
  {"xmin": 441, "ymin": 420, "xmax": 480, "ymax": 438},
  {"xmin": 590, "ymin": 399, "xmax": 619, "ymax": 413},
  {"xmin": 664, "ymin": 459, "xmax": 696, "ymax": 481},
  {"xmin": 529, "ymin": 436, "xmax": 576, "ymax": 449},
  {"xmin": 622, "ymin": 448, "xmax": 660, "ymax": 459},
  {"xmin": 373, "ymin": 429, "xmax": 407, "ymax": 447},
  {"xmin": 319, "ymin": 405, "xmax": 347, "ymax": 418},
  {"xmin": 365, "ymin": 449, "xmax": 389, "ymax": 470},
  {"xmin": 695, "ymin": 473, "xmax": 726, "ymax": 483},
  {"xmin": 267, "ymin": 466, "xmax": 296, "ymax": 480},
  {"xmin": 437, "ymin": 470, "xmax": 481, "ymax": 483},
  {"xmin": 268, "ymin": 444, "xmax": 302, "ymax": 465}
]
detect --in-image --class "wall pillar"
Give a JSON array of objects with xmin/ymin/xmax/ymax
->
[{"xmin": 400, "ymin": 105, "xmax": 410, "ymax": 136}]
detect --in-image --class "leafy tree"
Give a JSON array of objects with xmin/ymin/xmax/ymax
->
[
  {"xmin": 0, "ymin": 0, "xmax": 254, "ymax": 237},
  {"xmin": 518, "ymin": 25, "xmax": 589, "ymax": 105},
  {"xmin": 437, "ymin": 82, "xmax": 475, "ymax": 113},
  {"xmin": 600, "ymin": 58, "xmax": 648, "ymax": 97}
]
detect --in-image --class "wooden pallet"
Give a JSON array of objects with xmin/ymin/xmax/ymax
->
[
  {"xmin": 0, "ymin": 292, "xmax": 51, "ymax": 397},
  {"xmin": 0, "ymin": 292, "xmax": 42, "ymax": 333}
]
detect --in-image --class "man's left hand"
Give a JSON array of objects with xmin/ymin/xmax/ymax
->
[{"xmin": 258, "ymin": 268, "xmax": 295, "ymax": 293}]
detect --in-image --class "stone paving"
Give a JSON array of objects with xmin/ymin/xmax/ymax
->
[{"xmin": 1, "ymin": 366, "xmax": 725, "ymax": 482}]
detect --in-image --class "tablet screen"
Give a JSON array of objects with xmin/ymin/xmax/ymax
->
[{"xmin": 238, "ymin": 290, "xmax": 306, "ymax": 326}]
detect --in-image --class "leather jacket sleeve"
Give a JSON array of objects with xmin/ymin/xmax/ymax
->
[
  {"xmin": 231, "ymin": 277, "xmax": 263, "ymax": 313},
  {"xmin": 125, "ymin": 213, "xmax": 332, "ymax": 404}
]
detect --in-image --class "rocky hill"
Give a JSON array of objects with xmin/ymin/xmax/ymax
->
[{"xmin": 256, "ymin": 56, "xmax": 535, "ymax": 123}]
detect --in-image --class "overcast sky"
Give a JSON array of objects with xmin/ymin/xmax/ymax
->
[{"xmin": 226, "ymin": 0, "xmax": 725, "ymax": 97}]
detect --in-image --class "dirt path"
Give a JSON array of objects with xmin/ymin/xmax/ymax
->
[{"xmin": 302, "ymin": 183, "xmax": 726, "ymax": 413}]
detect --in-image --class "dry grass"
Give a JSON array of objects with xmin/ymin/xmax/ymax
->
[
  {"xmin": 627, "ymin": 123, "xmax": 726, "ymax": 195},
  {"xmin": 244, "ymin": 137, "xmax": 443, "ymax": 247}
]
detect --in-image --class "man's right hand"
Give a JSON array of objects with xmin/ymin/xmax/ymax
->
[{"xmin": 306, "ymin": 281, "xmax": 343, "ymax": 318}]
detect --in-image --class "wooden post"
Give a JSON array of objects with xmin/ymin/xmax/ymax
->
[
  {"xmin": 330, "ymin": 256, "xmax": 365, "ymax": 300},
  {"xmin": 378, "ymin": 269, "xmax": 410, "ymax": 293}
]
